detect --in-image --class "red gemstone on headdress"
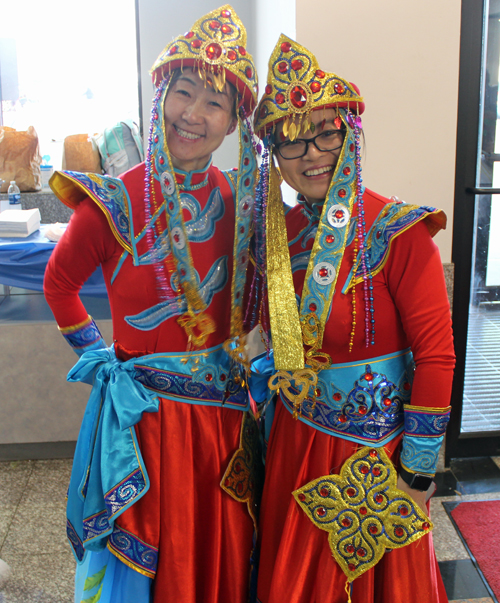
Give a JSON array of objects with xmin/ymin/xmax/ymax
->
[
  {"xmin": 154, "ymin": 135, "xmax": 159, "ymax": 143},
  {"xmin": 314, "ymin": 388, "xmax": 321, "ymax": 398},
  {"xmin": 369, "ymin": 524, "xmax": 378, "ymax": 534},
  {"xmin": 399, "ymin": 505, "xmax": 409, "ymax": 516},
  {"xmin": 326, "ymin": 234, "xmax": 335, "ymax": 243},
  {"xmin": 350, "ymin": 143, "xmax": 355, "ymax": 152},
  {"xmin": 333, "ymin": 392, "xmax": 342, "ymax": 401},
  {"xmin": 346, "ymin": 488, "xmax": 356, "ymax": 497},
  {"xmin": 375, "ymin": 494, "xmax": 384, "ymax": 503},
  {"xmin": 245, "ymin": 66, "xmax": 253, "ymax": 79},
  {"xmin": 364, "ymin": 372, "xmax": 373, "ymax": 381},
  {"xmin": 319, "ymin": 267, "xmax": 328, "ymax": 278},
  {"xmin": 334, "ymin": 82, "xmax": 345, "ymax": 94},
  {"xmin": 309, "ymin": 303, "xmax": 317, "ymax": 311},
  {"xmin": 227, "ymin": 50, "xmax": 237, "ymax": 61},
  {"xmin": 159, "ymin": 156, "xmax": 165, "ymax": 165},
  {"xmin": 383, "ymin": 397, "xmax": 392, "ymax": 407},
  {"xmin": 348, "ymin": 563, "xmax": 356, "ymax": 572},
  {"xmin": 209, "ymin": 20, "xmax": 221, "ymax": 29},
  {"xmin": 109, "ymin": 184, "xmax": 116, "ymax": 190},
  {"xmin": 358, "ymin": 406, "xmax": 367, "ymax": 416},
  {"xmin": 360, "ymin": 464, "xmax": 369, "ymax": 474},
  {"xmin": 221, "ymin": 9, "xmax": 231, "ymax": 17},
  {"xmin": 260, "ymin": 106, "xmax": 267, "ymax": 118},
  {"xmin": 372, "ymin": 467, "xmax": 381, "ymax": 476},
  {"xmin": 404, "ymin": 382, "xmax": 411, "ymax": 391},
  {"xmin": 205, "ymin": 373, "xmax": 213, "ymax": 381},
  {"xmin": 185, "ymin": 31, "xmax": 194, "ymax": 38},
  {"xmin": 346, "ymin": 544, "xmax": 355, "ymax": 554},
  {"xmin": 168, "ymin": 45, "xmax": 178, "ymax": 55},
  {"xmin": 370, "ymin": 449, "xmax": 378, "ymax": 457},
  {"xmin": 173, "ymin": 233, "xmax": 180, "ymax": 243},
  {"xmin": 275, "ymin": 92, "xmax": 285, "ymax": 104},
  {"xmin": 244, "ymin": 177, "xmax": 250, "ymax": 186},
  {"xmin": 310, "ymin": 81, "xmax": 321, "ymax": 93},
  {"xmin": 265, "ymin": 84, "xmax": 272, "ymax": 95},
  {"xmin": 290, "ymin": 85, "xmax": 308, "ymax": 109},
  {"xmin": 281, "ymin": 41, "xmax": 292, "ymax": 52},
  {"xmin": 240, "ymin": 226, "xmax": 245, "ymax": 233},
  {"xmin": 220, "ymin": 374, "xmax": 226, "ymax": 381},
  {"xmin": 291, "ymin": 59, "xmax": 303, "ymax": 71},
  {"xmin": 278, "ymin": 61, "xmax": 288, "ymax": 74},
  {"xmin": 315, "ymin": 69, "xmax": 325, "ymax": 78},
  {"xmin": 339, "ymin": 414, "xmax": 348, "ymax": 423},
  {"xmin": 423, "ymin": 522, "xmax": 430, "ymax": 531},
  {"xmin": 395, "ymin": 527, "xmax": 405, "ymax": 537},
  {"xmin": 342, "ymin": 517, "xmax": 351, "ymax": 527},
  {"xmin": 192, "ymin": 39, "xmax": 202, "ymax": 49},
  {"xmin": 334, "ymin": 116, "xmax": 343, "ymax": 129},
  {"xmin": 343, "ymin": 166, "xmax": 351, "ymax": 175},
  {"xmin": 320, "ymin": 487, "xmax": 329, "ymax": 497},
  {"xmin": 169, "ymin": 202, "xmax": 174, "ymax": 210},
  {"xmin": 317, "ymin": 507, "xmax": 327, "ymax": 517},
  {"xmin": 206, "ymin": 43, "xmax": 223, "ymax": 60},
  {"xmin": 239, "ymin": 46, "xmax": 247, "ymax": 55},
  {"xmin": 335, "ymin": 209, "xmax": 344, "ymax": 219},
  {"xmin": 221, "ymin": 24, "xmax": 232, "ymax": 33},
  {"xmin": 357, "ymin": 548, "xmax": 367, "ymax": 557},
  {"xmin": 338, "ymin": 189, "xmax": 347, "ymax": 198},
  {"xmin": 376, "ymin": 230, "xmax": 382, "ymax": 239},
  {"xmin": 244, "ymin": 157, "xmax": 250, "ymax": 165}
]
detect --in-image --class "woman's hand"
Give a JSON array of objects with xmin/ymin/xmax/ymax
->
[{"xmin": 397, "ymin": 475, "xmax": 431, "ymax": 516}]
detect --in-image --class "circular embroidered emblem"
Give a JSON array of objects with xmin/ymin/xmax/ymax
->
[
  {"xmin": 327, "ymin": 204, "xmax": 350, "ymax": 228},
  {"xmin": 239, "ymin": 194, "xmax": 254, "ymax": 217},
  {"xmin": 161, "ymin": 171, "xmax": 176, "ymax": 196},
  {"xmin": 313, "ymin": 262, "xmax": 336, "ymax": 285},
  {"xmin": 170, "ymin": 226, "xmax": 185, "ymax": 250}
]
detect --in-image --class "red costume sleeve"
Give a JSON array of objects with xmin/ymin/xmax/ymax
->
[
  {"xmin": 384, "ymin": 220, "xmax": 455, "ymax": 409},
  {"xmin": 43, "ymin": 198, "xmax": 117, "ymax": 329}
]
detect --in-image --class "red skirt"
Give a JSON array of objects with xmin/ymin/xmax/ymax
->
[
  {"xmin": 257, "ymin": 399, "xmax": 447, "ymax": 603},
  {"xmin": 117, "ymin": 397, "xmax": 255, "ymax": 603}
]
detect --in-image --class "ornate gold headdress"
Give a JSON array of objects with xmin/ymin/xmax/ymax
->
[
  {"xmin": 254, "ymin": 34, "xmax": 364, "ymax": 140},
  {"xmin": 151, "ymin": 4, "xmax": 257, "ymax": 113}
]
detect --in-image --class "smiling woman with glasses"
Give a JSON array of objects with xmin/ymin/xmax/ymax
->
[{"xmin": 274, "ymin": 125, "xmax": 346, "ymax": 159}]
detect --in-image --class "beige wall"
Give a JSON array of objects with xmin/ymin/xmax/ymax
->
[{"xmin": 296, "ymin": 0, "xmax": 461, "ymax": 262}]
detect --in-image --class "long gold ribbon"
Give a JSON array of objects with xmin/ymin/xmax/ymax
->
[{"xmin": 266, "ymin": 162, "xmax": 304, "ymax": 370}]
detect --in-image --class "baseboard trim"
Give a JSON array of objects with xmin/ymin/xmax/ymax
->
[{"xmin": 0, "ymin": 441, "xmax": 76, "ymax": 461}]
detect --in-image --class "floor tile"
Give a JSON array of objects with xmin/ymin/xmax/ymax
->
[
  {"xmin": 450, "ymin": 457, "xmax": 500, "ymax": 494},
  {"xmin": 0, "ymin": 505, "xmax": 16, "ymax": 548},
  {"xmin": 0, "ymin": 461, "xmax": 33, "ymax": 507},
  {"xmin": 0, "ymin": 551, "xmax": 74, "ymax": 603},
  {"xmin": 20, "ymin": 460, "xmax": 71, "ymax": 507},
  {"xmin": 438, "ymin": 559, "xmax": 491, "ymax": 600},
  {"xmin": 430, "ymin": 499, "xmax": 469, "ymax": 561}
]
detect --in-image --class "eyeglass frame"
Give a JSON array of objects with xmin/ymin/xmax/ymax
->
[{"xmin": 273, "ymin": 127, "xmax": 346, "ymax": 160}]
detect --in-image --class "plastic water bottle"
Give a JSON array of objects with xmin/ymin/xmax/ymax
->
[{"xmin": 8, "ymin": 181, "xmax": 21, "ymax": 205}]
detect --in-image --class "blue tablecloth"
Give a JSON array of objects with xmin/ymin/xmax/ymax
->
[{"xmin": 0, "ymin": 225, "xmax": 107, "ymax": 297}]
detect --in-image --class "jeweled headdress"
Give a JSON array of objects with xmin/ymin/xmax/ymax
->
[
  {"xmin": 254, "ymin": 34, "xmax": 364, "ymax": 140},
  {"xmin": 151, "ymin": 4, "xmax": 257, "ymax": 113},
  {"xmin": 248, "ymin": 35, "xmax": 372, "ymax": 379},
  {"xmin": 144, "ymin": 6, "xmax": 258, "ymax": 360}
]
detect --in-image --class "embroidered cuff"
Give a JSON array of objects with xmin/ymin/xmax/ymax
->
[
  {"xmin": 59, "ymin": 316, "xmax": 107, "ymax": 356},
  {"xmin": 400, "ymin": 405, "xmax": 451, "ymax": 476}
]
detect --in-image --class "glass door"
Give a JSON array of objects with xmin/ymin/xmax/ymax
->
[{"xmin": 447, "ymin": 0, "xmax": 500, "ymax": 461}]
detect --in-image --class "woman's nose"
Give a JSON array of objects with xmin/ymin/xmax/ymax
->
[{"xmin": 182, "ymin": 99, "xmax": 204, "ymax": 124}]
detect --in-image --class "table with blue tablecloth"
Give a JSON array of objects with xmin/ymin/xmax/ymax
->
[{"xmin": 0, "ymin": 225, "xmax": 107, "ymax": 297}]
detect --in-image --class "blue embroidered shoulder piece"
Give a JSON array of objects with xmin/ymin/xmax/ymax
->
[
  {"xmin": 342, "ymin": 202, "xmax": 445, "ymax": 293},
  {"xmin": 400, "ymin": 404, "xmax": 451, "ymax": 476},
  {"xmin": 59, "ymin": 315, "xmax": 107, "ymax": 357}
]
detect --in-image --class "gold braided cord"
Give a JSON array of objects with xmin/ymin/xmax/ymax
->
[{"xmin": 266, "ymin": 161, "xmax": 304, "ymax": 370}]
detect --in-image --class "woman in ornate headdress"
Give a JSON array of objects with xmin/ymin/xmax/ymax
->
[
  {"xmin": 44, "ymin": 6, "xmax": 260, "ymax": 603},
  {"xmin": 248, "ymin": 35, "xmax": 455, "ymax": 603}
]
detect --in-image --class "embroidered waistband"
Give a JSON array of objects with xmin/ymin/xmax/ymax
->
[{"xmin": 280, "ymin": 349, "xmax": 414, "ymax": 445}]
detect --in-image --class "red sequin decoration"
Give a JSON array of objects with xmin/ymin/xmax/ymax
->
[
  {"xmin": 265, "ymin": 84, "xmax": 273, "ymax": 95},
  {"xmin": 350, "ymin": 143, "xmax": 355, "ymax": 153},
  {"xmin": 320, "ymin": 487, "xmax": 329, "ymax": 497},
  {"xmin": 338, "ymin": 189, "xmax": 347, "ymax": 198},
  {"xmin": 206, "ymin": 43, "xmax": 223, "ymax": 60},
  {"xmin": 358, "ymin": 406, "xmax": 367, "ymax": 416},
  {"xmin": 154, "ymin": 135, "xmax": 159, "ymax": 143},
  {"xmin": 423, "ymin": 522, "xmax": 430, "ymax": 531},
  {"xmin": 275, "ymin": 92, "xmax": 285, "ymax": 104},
  {"xmin": 346, "ymin": 487, "xmax": 356, "ymax": 497},
  {"xmin": 291, "ymin": 59, "xmax": 303, "ymax": 71},
  {"xmin": 399, "ymin": 505, "xmax": 409, "ymax": 516},
  {"xmin": 357, "ymin": 548, "xmax": 367, "ymax": 557},
  {"xmin": 240, "ymin": 226, "xmax": 245, "ymax": 234},
  {"xmin": 360, "ymin": 465, "xmax": 369, "ymax": 474},
  {"xmin": 342, "ymin": 517, "xmax": 351, "ymax": 527},
  {"xmin": 244, "ymin": 177, "xmax": 250, "ymax": 187},
  {"xmin": 375, "ymin": 494, "xmax": 384, "ymax": 503},
  {"xmin": 227, "ymin": 50, "xmax": 237, "ymax": 61},
  {"xmin": 310, "ymin": 81, "xmax": 321, "ymax": 93},
  {"xmin": 360, "ymin": 507, "xmax": 367, "ymax": 515},
  {"xmin": 159, "ymin": 156, "xmax": 165, "ymax": 165},
  {"xmin": 244, "ymin": 157, "xmax": 249, "ymax": 166},
  {"xmin": 192, "ymin": 39, "xmax": 202, "ymax": 49},
  {"xmin": 334, "ymin": 116, "xmax": 343, "ymax": 129},
  {"xmin": 364, "ymin": 373, "xmax": 373, "ymax": 381},
  {"xmin": 317, "ymin": 507, "xmax": 327, "ymax": 517},
  {"xmin": 369, "ymin": 449, "xmax": 378, "ymax": 458},
  {"xmin": 315, "ymin": 388, "xmax": 322, "ymax": 397},
  {"xmin": 209, "ymin": 20, "xmax": 221, "ymax": 30},
  {"xmin": 338, "ymin": 414, "xmax": 348, "ymax": 423},
  {"xmin": 239, "ymin": 46, "xmax": 246, "ymax": 55},
  {"xmin": 309, "ymin": 302, "xmax": 317, "ymax": 311},
  {"xmin": 343, "ymin": 166, "xmax": 351, "ymax": 175},
  {"xmin": 220, "ymin": 374, "xmax": 226, "ymax": 381},
  {"xmin": 315, "ymin": 69, "xmax": 325, "ymax": 78},
  {"xmin": 290, "ymin": 85, "xmax": 308, "ymax": 108},
  {"xmin": 372, "ymin": 467, "xmax": 381, "ymax": 476},
  {"xmin": 335, "ymin": 209, "xmax": 344, "ymax": 219},
  {"xmin": 298, "ymin": 493, "xmax": 306, "ymax": 502},
  {"xmin": 395, "ymin": 527, "xmax": 405, "ymax": 537},
  {"xmin": 245, "ymin": 66, "xmax": 253, "ymax": 79},
  {"xmin": 168, "ymin": 202, "xmax": 174, "ymax": 210},
  {"xmin": 346, "ymin": 545, "xmax": 355, "ymax": 554},
  {"xmin": 348, "ymin": 563, "xmax": 356, "ymax": 572},
  {"xmin": 281, "ymin": 41, "xmax": 292, "ymax": 52},
  {"xmin": 369, "ymin": 524, "xmax": 378, "ymax": 534},
  {"xmin": 205, "ymin": 373, "xmax": 213, "ymax": 382},
  {"xmin": 234, "ymin": 462, "xmax": 242, "ymax": 473},
  {"xmin": 333, "ymin": 392, "xmax": 342, "ymax": 401},
  {"xmin": 334, "ymin": 82, "xmax": 345, "ymax": 94},
  {"xmin": 278, "ymin": 62, "xmax": 288, "ymax": 74},
  {"xmin": 185, "ymin": 31, "xmax": 194, "ymax": 38},
  {"xmin": 221, "ymin": 24, "xmax": 232, "ymax": 33},
  {"xmin": 168, "ymin": 45, "xmax": 178, "ymax": 55},
  {"xmin": 319, "ymin": 267, "xmax": 328, "ymax": 278},
  {"xmin": 404, "ymin": 382, "xmax": 411, "ymax": 391},
  {"xmin": 237, "ymin": 482, "xmax": 244, "ymax": 493},
  {"xmin": 326, "ymin": 234, "xmax": 335, "ymax": 244},
  {"xmin": 221, "ymin": 9, "xmax": 231, "ymax": 17}
]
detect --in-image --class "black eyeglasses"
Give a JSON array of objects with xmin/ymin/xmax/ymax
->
[{"xmin": 274, "ymin": 128, "xmax": 346, "ymax": 160}]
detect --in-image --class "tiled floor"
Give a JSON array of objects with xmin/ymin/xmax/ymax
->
[{"xmin": 0, "ymin": 456, "xmax": 500, "ymax": 602}]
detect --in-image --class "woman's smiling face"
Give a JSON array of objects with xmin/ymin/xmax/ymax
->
[
  {"xmin": 274, "ymin": 108, "xmax": 344, "ymax": 207},
  {"xmin": 163, "ymin": 69, "xmax": 237, "ymax": 172}
]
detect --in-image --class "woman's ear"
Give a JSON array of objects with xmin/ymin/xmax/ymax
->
[{"xmin": 226, "ymin": 117, "xmax": 237, "ymax": 136}]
